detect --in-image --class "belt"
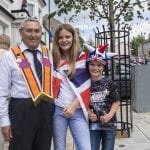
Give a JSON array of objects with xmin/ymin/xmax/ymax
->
[{"xmin": 11, "ymin": 97, "xmax": 32, "ymax": 101}]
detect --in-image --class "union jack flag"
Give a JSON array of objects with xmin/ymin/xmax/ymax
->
[{"xmin": 53, "ymin": 52, "xmax": 91, "ymax": 121}]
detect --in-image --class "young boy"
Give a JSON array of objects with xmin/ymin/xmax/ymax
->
[{"xmin": 87, "ymin": 46, "xmax": 120, "ymax": 150}]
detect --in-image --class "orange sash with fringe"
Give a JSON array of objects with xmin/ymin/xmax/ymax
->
[{"xmin": 11, "ymin": 46, "xmax": 53, "ymax": 104}]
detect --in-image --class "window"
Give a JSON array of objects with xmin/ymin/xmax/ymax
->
[
  {"xmin": 27, "ymin": 4, "xmax": 34, "ymax": 16},
  {"xmin": 0, "ymin": 25, "xmax": 5, "ymax": 35},
  {"xmin": 0, "ymin": 26, "xmax": 3, "ymax": 35}
]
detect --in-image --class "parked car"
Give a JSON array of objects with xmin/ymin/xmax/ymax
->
[{"xmin": 113, "ymin": 56, "xmax": 131, "ymax": 99}]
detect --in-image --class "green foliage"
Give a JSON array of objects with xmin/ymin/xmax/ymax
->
[
  {"xmin": 51, "ymin": 0, "xmax": 149, "ymax": 53},
  {"xmin": 50, "ymin": 0, "xmax": 149, "ymax": 25},
  {"xmin": 131, "ymin": 34, "xmax": 145, "ymax": 56},
  {"xmin": 124, "ymin": 11, "xmax": 134, "ymax": 21},
  {"xmin": 49, "ymin": 12, "xmax": 56, "ymax": 18}
]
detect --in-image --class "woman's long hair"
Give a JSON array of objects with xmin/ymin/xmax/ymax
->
[{"xmin": 52, "ymin": 23, "xmax": 80, "ymax": 78}]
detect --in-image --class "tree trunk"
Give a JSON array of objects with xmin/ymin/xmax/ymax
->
[{"xmin": 109, "ymin": 0, "xmax": 115, "ymax": 52}]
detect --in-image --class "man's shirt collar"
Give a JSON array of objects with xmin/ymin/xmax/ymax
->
[{"xmin": 19, "ymin": 42, "xmax": 42, "ymax": 53}]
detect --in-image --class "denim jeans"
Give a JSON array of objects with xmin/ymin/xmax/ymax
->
[
  {"xmin": 53, "ymin": 106, "xmax": 91, "ymax": 150},
  {"xmin": 90, "ymin": 129, "xmax": 116, "ymax": 150}
]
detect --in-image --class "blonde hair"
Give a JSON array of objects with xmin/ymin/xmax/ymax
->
[
  {"xmin": 0, "ymin": 34, "xmax": 10, "ymax": 50},
  {"xmin": 52, "ymin": 23, "xmax": 80, "ymax": 78}
]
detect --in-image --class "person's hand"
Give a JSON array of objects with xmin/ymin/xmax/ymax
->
[
  {"xmin": 100, "ymin": 113, "xmax": 113, "ymax": 124},
  {"xmin": 63, "ymin": 104, "xmax": 76, "ymax": 118},
  {"xmin": 63, "ymin": 98, "xmax": 80, "ymax": 118},
  {"xmin": 88, "ymin": 109, "xmax": 97, "ymax": 122},
  {"xmin": 1, "ymin": 125, "xmax": 12, "ymax": 141}
]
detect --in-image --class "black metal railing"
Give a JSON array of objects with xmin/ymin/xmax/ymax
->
[{"xmin": 94, "ymin": 25, "xmax": 133, "ymax": 138}]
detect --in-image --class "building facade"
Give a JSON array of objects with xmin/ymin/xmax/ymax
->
[
  {"xmin": 138, "ymin": 39, "xmax": 150, "ymax": 61},
  {"xmin": 0, "ymin": 0, "xmax": 15, "ymax": 38},
  {"xmin": 0, "ymin": 0, "xmax": 50, "ymax": 47}
]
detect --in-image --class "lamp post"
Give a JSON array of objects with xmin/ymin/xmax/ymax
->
[{"xmin": 48, "ymin": 0, "xmax": 50, "ymax": 50}]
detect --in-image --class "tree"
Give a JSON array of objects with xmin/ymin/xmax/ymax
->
[
  {"xmin": 50, "ymin": 0, "xmax": 149, "ymax": 52},
  {"xmin": 130, "ymin": 34, "xmax": 145, "ymax": 56},
  {"xmin": 79, "ymin": 35, "xmax": 84, "ymax": 51}
]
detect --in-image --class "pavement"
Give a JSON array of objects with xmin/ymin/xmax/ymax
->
[
  {"xmin": 65, "ymin": 112, "xmax": 150, "ymax": 150},
  {"xmin": 1, "ymin": 112, "xmax": 150, "ymax": 150},
  {"xmin": 115, "ymin": 112, "xmax": 150, "ymax": 150},
  {"xmin": 0, "ymin": 133, "xmax": 4, "ymax": 150}
]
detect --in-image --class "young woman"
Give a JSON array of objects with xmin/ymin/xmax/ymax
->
[
  {"xmin": 87, "ymin": 48, "xmax": 120, "ymax": 150},
  {"xmin": 52, "ymin": 23, "xmax": 91, "ymax": 150}
]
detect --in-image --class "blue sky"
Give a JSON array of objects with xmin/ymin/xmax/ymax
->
[{"xmin": 50, "ymin": 1, "xmax": 150, "ymax": 41}]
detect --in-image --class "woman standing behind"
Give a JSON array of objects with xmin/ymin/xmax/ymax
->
[
  {"xmin": 0, "ymin": 34, "xmax": 10, "ymax": 60},
  {"xmin": 87, "ymin": 47, "xmax": 120, "ymax": 150},
  {"xmin": 52, "ymin": 23, "xmax": 91, "ymax": 150}
]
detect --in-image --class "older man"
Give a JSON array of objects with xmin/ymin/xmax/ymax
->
[{"xmin": 0, "ymin": 17, "xmax": 54, "ymax": 150}]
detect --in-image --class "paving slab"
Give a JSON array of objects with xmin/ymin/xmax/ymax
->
[
  {"xmin": 115, "ymin": 112, "xmax": 150, "ymax": 150},
  {"xmin": 1, "ymin": 112, "xmax": 150, "ymax": 150}
]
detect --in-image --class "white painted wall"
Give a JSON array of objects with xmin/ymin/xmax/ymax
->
[
  {"xmin": 0, "ymin": 0, "xmax": 49, "ymax": 47},
  {"xmin": 0, "ymin": 0, "xmax": 12, "ymax": 11},
  {"xmin": 0, "ymin": 13, "xmax": 12, "ymax": 36},
  {"xmin": 0, "ymin": 0, "xmax": 13, "ymax": 43},
  {"xmin": 11, "ymin": 0, "xmax": 22, "ymax": 10}
]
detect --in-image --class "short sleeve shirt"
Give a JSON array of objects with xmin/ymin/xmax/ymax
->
[{"xmin": 89, "ymin": 77, "xmax": 120, "ymax": 131}]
